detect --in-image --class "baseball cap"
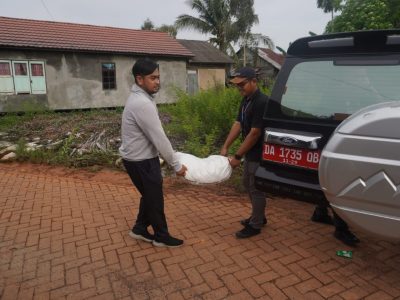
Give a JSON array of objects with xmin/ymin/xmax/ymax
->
[{"xmin": 229, "ymin": 67, "xmax": 256, "ymax": 84}]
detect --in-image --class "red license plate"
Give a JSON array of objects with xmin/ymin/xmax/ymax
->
[{"xmin": 263, "ymin": 143, "xmax": 321, "ymax": 170}]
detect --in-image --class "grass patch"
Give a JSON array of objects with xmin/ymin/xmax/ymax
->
[
  {"xmin": 0, "ymin": 113, "xmax": 35, "ymax": 132},
  {"xmin": 160, "ymin": 85, "xmax": 242, "ymax": 157},
  {"xmin": 3, "ymin": 109, "xmax": 122, "ymax": 168}
]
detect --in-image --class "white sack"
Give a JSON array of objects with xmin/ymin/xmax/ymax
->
[{"xmin": 175, "ymin": 152, "xmax": 232, "ymax": 184}]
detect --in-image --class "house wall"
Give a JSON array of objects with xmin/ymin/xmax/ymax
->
[
  {"xmin": 0, "ymin": 49, "xmax": 187, "ymax": 112},
  {"xmin": 257, "ymin": 60, "xmax": 279, "ymax": 77},
  {"xmin": 198, "ymin": 68, "xmax": 226, "ymax": 90}
]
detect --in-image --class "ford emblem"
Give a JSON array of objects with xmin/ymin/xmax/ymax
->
[{"xmin": 279, "ymin": 136, "xmax": 298, "ymax": 145}]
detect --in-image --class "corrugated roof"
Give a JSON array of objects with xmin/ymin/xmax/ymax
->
[
  {"xmin": 178, "ymin": 39, "xmax": 232, "ymax": 64},
  {"xmin": 259, "ymin": 48, "xmax": 285, "ymax": 67},
  {"xmin": 0, "ymin": 16, "xmax": 194, "ymax": 58}
]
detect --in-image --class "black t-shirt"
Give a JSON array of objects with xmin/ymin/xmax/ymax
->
[{"xmin": 236, "ymin": 89, "xmax": 268, "ymax": 161}]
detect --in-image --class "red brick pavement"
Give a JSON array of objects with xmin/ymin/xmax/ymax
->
[{"xmin": 0, "ymin": 163, "xmax": 399, "ymax": 299}]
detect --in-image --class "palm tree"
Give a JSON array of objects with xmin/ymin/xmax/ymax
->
[
  {"xmin": 175, "ymin": 0, "xmax": 258, "ymax": 54},
  {"xmin": 317, "ymin": 0, "xmax": 342, "ymax": 20},
  {"xmin": 239, "ymin": 33, "xmax": 274, "ymax": 66}
]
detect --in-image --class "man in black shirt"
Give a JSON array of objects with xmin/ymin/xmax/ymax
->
[{"xmin": 221, "ymin": 67, "xmax": 268, "ymax": 238}]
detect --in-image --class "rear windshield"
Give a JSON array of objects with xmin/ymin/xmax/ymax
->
[{"xmin": 281, "ymin": 60, "xmax": 400, "ymax": 120}]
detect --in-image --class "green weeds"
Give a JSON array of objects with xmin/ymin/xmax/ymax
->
[{"xmin": 161, "ymin": 86, "xmax": 243, "ymax": 157}]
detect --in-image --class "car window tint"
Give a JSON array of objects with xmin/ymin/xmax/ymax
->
[{"xmin": 281, "ymin": 61, "xmax": 400, "ymax": 120}]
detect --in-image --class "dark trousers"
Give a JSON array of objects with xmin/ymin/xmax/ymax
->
[
  {"xmin": 243, "ymin": 160, "xmax": 266, "ymax": 229},
  {"xmin": 316, "ymin": 200, "xmax": 348, "ymax": 231},
  {"xmin": 123, "ymin": 157, "xmax": 169, "ymax": 240}
]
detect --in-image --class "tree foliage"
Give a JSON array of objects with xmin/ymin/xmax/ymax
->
[
  {"xmin": 238, "ymin": 33, "xmax": 275, "ymax": 67},
  {"xmin": 141, "ymin": 18, "xmax": 155, "ymax": 30},
  {"xmin": 317, "ymin": 0, "xmax": 342, "ymax": 19},
  {"xmin": 157, "ymin": 24, "xmax": 178, "ymax": 38},
  {"xmin": 386, "ymin": 0, "xmax": 400, "ymax": 28},
  {"xmin": 325, "ymin": 0, "xmax": 395, "ymax": 33},
  {"xmin": 141, "ymin": 18, "xmax": 178, "ymax": 38},
  {"xmin": 175, "ymin": 0, "xmax": 258, "ymax": 53},
  {"xmin": 239, "ymin": 33, "xmax": 274, "ymax": 51}
]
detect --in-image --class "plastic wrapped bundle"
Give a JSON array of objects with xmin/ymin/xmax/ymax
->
[{"xmin": 175, "ymin": 152, "xmax": 232, "ymax": 184}]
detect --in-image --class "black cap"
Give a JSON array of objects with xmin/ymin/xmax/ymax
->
[{"xmin": 230, "ymin": 67, "xmax": 256, "ymax": 84}]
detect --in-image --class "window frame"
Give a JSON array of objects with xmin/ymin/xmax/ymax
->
[
  {"xmin": 29, "ymin": 61, "xmax": 47, "ymax": 94},
  {"xmin": 0, "ymin": 60, "xmax": 12, "ymax": 76},
  {"xmin": 0, "ymin": 59, "xmax": 47, "ymax": 95},
  {"xmin": 0, "ymin": 60, "xmax": 14, "ymax": 94},
  {"xmin": 12, "ymin": 60, "xmax": 31, "ymax": 94},
  {"xmin": 101, "ymin": 62, "xmax": 116, "ymax": 90}
]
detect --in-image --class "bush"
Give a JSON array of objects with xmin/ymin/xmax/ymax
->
[
  {"xmin": 161, "ymin": 84, "xmax": 271, "ymax": 157},
  {"xmin": 161, "ymin": 85, "xmax": 243, "ymax": 157}
]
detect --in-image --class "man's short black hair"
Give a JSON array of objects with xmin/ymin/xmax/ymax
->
[{"xmin": 132, "ymin": 58, "xmax": 159, "ymax": 82}]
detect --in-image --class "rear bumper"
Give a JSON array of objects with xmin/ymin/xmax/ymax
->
[
  {"xmin": 254, "ymin": 166, "xmax": 325, "ymax": 202},
  {"xmin": 331, "ymin": 204, "xmax": 400, "ymax": 241}
]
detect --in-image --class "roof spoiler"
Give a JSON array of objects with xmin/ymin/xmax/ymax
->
[{"xmin": 288, "ymin": 30, "xmax": 400, "ymax": 56}]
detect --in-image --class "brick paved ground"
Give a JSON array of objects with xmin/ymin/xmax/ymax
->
[{"xmin": 0, "ymin": 163, "xmax": 399, "ymax": 300}]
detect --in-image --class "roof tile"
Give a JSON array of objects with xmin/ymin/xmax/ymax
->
[{"xmin": 0, "ymin": 16, "xmax": 193, "ymax": 58}]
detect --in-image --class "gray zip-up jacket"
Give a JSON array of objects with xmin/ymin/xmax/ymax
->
[{"xmin": 119, "ymin": 84, "xmax": 182, "ymax": 172}]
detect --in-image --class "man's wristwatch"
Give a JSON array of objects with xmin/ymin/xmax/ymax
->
[{"xmin": 234, "ymin": 154, "xmax": 242, "ymax": 161}]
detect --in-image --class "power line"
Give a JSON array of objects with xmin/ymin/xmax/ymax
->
[{"xmin": 40, "ymin": 0, "xmax": 54, "ymax": 20}]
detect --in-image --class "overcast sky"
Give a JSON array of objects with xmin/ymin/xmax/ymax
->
[{"xmin": 0, "ymin": 0, "xmax": 332, "ymax": 51}]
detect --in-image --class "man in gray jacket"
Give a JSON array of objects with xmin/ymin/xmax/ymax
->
[{"xmin": 119, "ymin": 58, "xmax": 186, "ymax": 248}]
